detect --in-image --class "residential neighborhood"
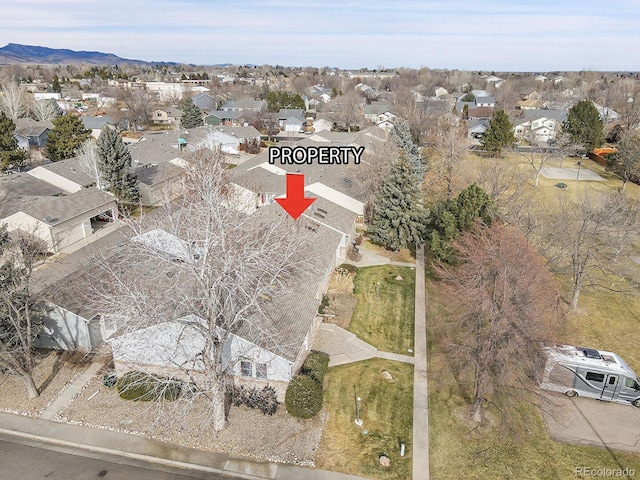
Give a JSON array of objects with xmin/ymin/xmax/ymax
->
[{"xmin": 1, "ymin": 4, "xmax": 640, "ymax": 480}]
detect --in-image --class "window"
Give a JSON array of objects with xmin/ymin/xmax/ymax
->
[
  {"xmin": 256, "ymin": 363, "xmax": 267, "ymax": 380},
  {"xmin": 608, "ymin": 376, "xmax": 617, "ymax": 385},
  {"xmin": 586, "ymin": 372, "xmax": 605, "ymax": 383},
  {"xmin": 625, "ymin": 378, "xmax": 640, "ymax": 390},
  {"xmin": 240, "ymin": 361, "xmax": 252, "ymax": 377}
]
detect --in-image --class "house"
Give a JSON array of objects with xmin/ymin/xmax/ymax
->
[
  {"xmin": 434, "ymin": 86, "xmax": 448, "ymax": 98},
  {"xmin": 28, "ymin": 156, "xmax": 98, "ymax": 193},
  {"xmin": 513, "ymin": 110, "xmax": 567, "ymax": 144},
  {"xmin": 192, "ymin": 93, "xmax": 218, "ymax": 113},
  {"xmin": 219, "ymin": 100, "xmax": 266, "ymax": 113},
  {"xmin": 151, "ymin": 107, "xmax": 181, "ymax": 125},
  {"xmin": 277, "ymin": 109, "xmax": 306, "ymax": 131},
  {"xmin": 485, "ymin": 75, "xmax": 505, "ymax": 87},
  {"xmin": 310, "ymin": 117, "xmax": 333, "ymax": 132},
  {"xmin": 14, "ymin": 118, "xmax": 53, "ymax": 150},
  {"xmin": 467, "ymin": 107, "xmax": 495, "ymax": 120},
  {"xmin": 535, "ymin": 75, "xmax": 548, "ymax": 82},
  {"xmin": 135, "ymin": 160, "xmax": 186, "ymax": 206},
  {"xmin": 475, "ymin": 96, "xmax": 495, "ymax": 108},
  {"xmin": 516, "ymin": 92, "xmax": 542, "ymax": 110},
  {"xmin": 592, "ymin": 102, "xmax": 620, "ymax": 123},
  {"xmin": 363, "ymin": 102, "xmax": 394, "ymax": 123},
  {"xmin": 207, "ymin": 125, "xmax": 261, "ymax": 153},
  {"xmin": 1, "ymin": 187, "xmax": 118, "ymax": 254},
  {"xmin": 204, "ymin": 110, "xmax": 247, "ymax": 127},
  {"xmin": 467, "ymin": 119, "xmax": 488, "ymax": 139},
  {"xmin": 81, "ymin": 115, "xmax": 117, "ymax": 138}
]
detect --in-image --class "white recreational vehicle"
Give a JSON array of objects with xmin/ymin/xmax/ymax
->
[{"xmin": 540, "ymin": 345, "xmax": 640, "ymax": 406}]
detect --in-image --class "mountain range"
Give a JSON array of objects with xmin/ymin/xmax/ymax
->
[{"xmin": 0, "ymin": 43, "xmax": 176, "ymax": 66}]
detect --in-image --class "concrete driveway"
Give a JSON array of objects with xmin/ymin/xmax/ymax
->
[
  {"xmin": 541, "ymin": 392, "xmax": 640, "ymax": 453},
  {"xmin": 541, "ymin": 167, "xmax": 604, "ymax": 181}
]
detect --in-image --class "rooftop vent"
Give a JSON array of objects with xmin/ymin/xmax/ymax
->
[{"xmin": 577, "ymin": 347, "xmax": 601, "ymax": 359}]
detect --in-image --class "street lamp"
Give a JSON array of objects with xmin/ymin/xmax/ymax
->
[
  {"xmin": 355, "ymin": 396, "xmax": 363, "ymax": 426},
  {"xmin": 576, "ymin": 161, "xmax": 582, "ymax": 181}
]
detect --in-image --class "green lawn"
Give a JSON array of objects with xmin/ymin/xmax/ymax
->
[
  {"xmin": 315, "ymin": 359, "xmax": 413, "ymax": 480},
  {"xmin": 348, "ymin": 265, "xmax": 415, "ymax": 355}
]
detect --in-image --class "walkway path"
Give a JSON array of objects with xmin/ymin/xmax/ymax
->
[
  {"xmin": 342, "ymin": 244, "xmax": 416, "ymax": 269},
  {"xmin": 413, "ymin": 245, "xmax": 429, "ymax": 480},
  {"xmin": 40, "ymin": 361, "xmax": 106, "ymax": 420},
  {"xmin": 313, "ymin": 323, "xmax": 414, "ymax": 366}
]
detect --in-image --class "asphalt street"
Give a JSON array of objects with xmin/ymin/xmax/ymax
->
[{"xmin": 0, "ymin": 434, "xmax": 242, "ymax": 480}]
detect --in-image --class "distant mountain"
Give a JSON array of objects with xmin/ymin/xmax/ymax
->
[{"xmin": 0, "ymin": 43, "xmax": 176, "ymax": 66}]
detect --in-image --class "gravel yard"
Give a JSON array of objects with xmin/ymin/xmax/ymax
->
[
  {"xmin": 56, "ymin": 368, "xmax": 325, "ymax": 466},
  {"xmin": 0, "ymin": 351, "xmax": 87, "ymax": 417}
]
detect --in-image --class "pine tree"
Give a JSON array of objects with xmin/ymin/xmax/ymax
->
[
  {"xmin": 480, "ymin": 109, "xmax": 516, "ymax": 157},
  {"xmin": 368, "ymin": 156, "xmax": 428, "ymax": 250},
  {"xmin": 51, "ymin": 75, "xmax": 62, "ymax": 94},
  {"xmin": 97, "ymin": 128, "xmax": 139, "ymax": 203},
  {"xmin": 45, "ymin": 114, "xmax": 91, "ymax": 162},
  {"xmin": 391, "ymin": 119, "xmax": 425, "ymax": 177},
  {"xmin": 0, "ymin": 112, "xmax": 27, "ymax": 171},
  {"xmin": 180, "ymin": 97, "xmax": 203, "ymax": 129},
  {"xmin": 562, "ymin": 100, "xmax": 605, "ymax": 151}
]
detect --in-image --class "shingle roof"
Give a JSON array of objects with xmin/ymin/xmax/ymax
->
[
  {"xmin": 14, "ymin": 118, "xmax": 53, "ymax": 137},
  {"xmin": 81, "ymin": 115, "xmax": 116, "ymax": 130},
  {"xmin": 0, "ymin": 173, "xmax": 64, "ymax": 220},
  {"xmin": 18, "ymin": 188, "xmax": 117, "ymax": 226},
  {"xmin": 32, "ymin": 156, "xmax": 96, "ymax": 188}
]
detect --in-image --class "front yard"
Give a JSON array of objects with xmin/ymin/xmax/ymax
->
[
  {"xmin": 315, "ymin": 359, "xmax": 413, "ymax": 479},
  {"xmin": 348, "ymin": 265, "xmax": 415, "ymax": 355}
]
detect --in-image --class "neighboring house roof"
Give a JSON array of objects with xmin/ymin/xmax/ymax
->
[
  {"xmin": 14, "ymin": 118, "xmax": 53, "ymax": 137},
  {"xmin": 519, "ymin": 109, "xmax": 567, "ymax": 122},
  {"xmin": 219, "ymin": 100, "xmax": 265, "ymax": 111},
  {"xmin": 475, "ymin": 96, "xmax": 495, "ymax": 105},
  {"xmin": 7, "ymin": 187, "xmax": 116, "ymax": 227},
  {"xmin": 128, "ymin": 133, "xmax": 188, "ymax": 166},
  {"xmin": 0, "ymin": 173, "xmax": 64, "ymax": 221},
  {"xmin": 212, "ymin": 125, "xmax": 260, "ymax": 140},
  {"xmin": 277, "ymin": 109, "xmax": 305, "ymax": 121},
  {"xmin": 467, "ymin": 107, "xmax": 495, "ymax": 119},
  {"xmin": 81, "ymin": 115, "xmax": 116, "ymax": 130},
  {"xmin": 192, "ymin": 93, "xmax": 217, "ymax": 112},
  {"xmin": 153, "ymin": 107, "xmax": 181, "ymax": 117},
  {"xmin": 206, "ymin": 110, "xmax": 246, "ymax": 120},
  {"xmin": 29, "ymin": 156, "xmax": 97, "ymax": 189},
  {"xmin": 363, "ymin": 102, "xmax": 393, "ymax": 115},
  {"xmin": 135, "ymin": 162, "xmax": 185, "ymax": 186}
]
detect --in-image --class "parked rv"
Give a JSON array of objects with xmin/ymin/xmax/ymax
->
[{"xmin": 540, "ymin": 345, "xmax": 640, "ymax": 407}]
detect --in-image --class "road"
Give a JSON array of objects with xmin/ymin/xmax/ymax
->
[{"xmin": 0, "ymin": 434, "xmax": 243, "ymax": 480}]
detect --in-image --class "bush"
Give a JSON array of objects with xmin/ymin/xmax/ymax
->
[
  {"xmin": 285, "ymin": 375, "xmax": 323, "ymax": 418},
  {"xmin": 318, "ymin": 295, "xmax": 330, "ymax": 314},
  {"xmin": 116, "ymin": 371, "xmax": 182, "ymax": 402},
  {"xmin": 302, "ymin": 351, "xmax": 330, "ymax": 385},
  {"xmin": 103, "ymin": 372, "xmax": 118, "ymax": 388},
  {"xmin": 230, "ymin": 384, "xmax": 278, "ymax": 415}
]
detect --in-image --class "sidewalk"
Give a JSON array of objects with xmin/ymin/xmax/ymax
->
[
  {"xmin": 0, "ymin": 411, "xmax": 369, "ymax": 480},
  {"xmin": 412, "ymin": 246, "xmax": 429, "ymax": 480}
]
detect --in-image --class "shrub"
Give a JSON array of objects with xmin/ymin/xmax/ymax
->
[
  {"xmin": 285, "ymin": 375, "xmax": 323, "ymax": 418},
  {"xmin": 230, "ymin": 384, "xmax": 278, "ymax": 415},
  {"xmin": 318, "ymin": 295, "xmax": 330, "ymax": 314},
  {"xmin": 302, "ymin": 351, "xmax": 330, "ymax": 385},
  {"xmin": 116, "ymin": 371, "xmax": 182, "ymax": 402},
  {"xmin": 102, "ymin": 372, "xmax": 118, "ymax": 388}
]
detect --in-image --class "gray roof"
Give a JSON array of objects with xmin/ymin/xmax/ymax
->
[
  {"xmin": 363, "ymin": 102, "xmax": 393, "ymax": 115},
  {"xmin": 213, "ymin": 125, "xmax": 261, "ymax": 139},
  {"xmin": 18, "ymin": 188, "xmax": 117, "ymax": 226},
  {"xmin": 128, "ymin": 134, "xmax": 186, "ymax": 166},
  {"xmin": 81, "ymin": 115, "xmax": 116, "ymax": 130},
  {"xmin": 14, "ymin": 118, "xmax": 53, "ymax": 137},
  {"xmin": 35, "ymin": 156, "xmax": 96, "ymax": 188},
  {"xmin": 475, "ymin": 96, "xmax": 495, "ymax": 104},
  {"xmin": 135, "ymin": 162, "xmax": 185, "ymax": 186},
  {"xmin": 278, "ymin": 109, "xmax": 305, "ymax": 121},
  {"xmin": 0, "ymin": 172, "xmax": 64, "ymax": 220},
  {"xmin": 192, "ymin": 93, "xmax": 217, "ymax": 112},
  {"xmin": 206, "ymin": 110, "xmax": 246, "ymax": 120},
  {"xmin": 520, "ymin": 109, "xmax": 567, "ymax": 122},
  {"xmin": 220, "ymin": 100, "xmax": 265, "ymax": 111}
]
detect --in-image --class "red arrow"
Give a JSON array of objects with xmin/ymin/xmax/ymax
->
[{"xmin": 275, "ymin": 173, "xmax": 316, "ymax": 220}]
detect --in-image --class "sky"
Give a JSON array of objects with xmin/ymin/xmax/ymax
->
[{"xmin": 1, "ymin": 0, "xmax": 639, "ymax": 71}]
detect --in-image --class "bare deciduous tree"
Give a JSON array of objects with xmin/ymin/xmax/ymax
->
[
  {"xmin": 520, "ymin": 140, "xmax": 558, "ymax": 188},
  {"xmin": 435, "ymin": 223, "xmax": 562, "ymax": 425},
  {"xmin": 30, "ymin": 98, "xmax": 61, "ymax": 122},
  {"xmin": 88, "ymin": 148, "xmax": 321, "ymax": 432},
  {"xmin": 0, "ymin": 83, "xmax": 28, "ymax": 121},
  {"xmin": 75, "ymin": 139, "xmax": 102, "ymax": 189},
  {"xmin": 546, "ymin": 192, "xmax": 640, "ymax": 309},
  {"xmin": 0, "ymin": 226, "xmax": 47, "ymax": 399}
]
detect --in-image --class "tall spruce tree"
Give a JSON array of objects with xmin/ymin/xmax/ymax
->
[
  {"xmin": 368, "ymin": 155, "xmax": 427, "ymax": 250},
  {"xmin": 562, "ymin": 100, "xmax": 605, "ymax": 151},
  {"xmin": 45, "ymin": 114, "xmax": 91, "ymax": 162},
  {"xmin": 180, "ymin": 97, "xmax": 203, "ymax": 129},
  {"xmin": 480, "ymin": 109, "xmax": 516, "ymax": 157},
  {"xmin": 391, "ymin": 119, "xmax": 425, "ymax": 177},
  {"xmin": 97, "ymin": 128, "xmax": 139, "ymax": 203},
  {"xmin": 0, "ymin": 111, "xmax": 26, "ymax": 171}
]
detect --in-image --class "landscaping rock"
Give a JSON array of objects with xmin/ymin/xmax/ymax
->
[
  {"xmin": 382, "ymin": 370, "xmax": 393, "ymax": 380},
  {"xmin": 379, "ymin": 455, "xmax": 391, "ymax": 467},
  {"xmin": 395, "ymin": 275, "xmax": 403, "ymax": 281}
]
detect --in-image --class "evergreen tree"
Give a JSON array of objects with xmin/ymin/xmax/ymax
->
[
  {"xmin": 51, "ymin": 75, "xmax": 62, "ymax": 94},
  {"xmin": 45, "ymin": 114, "xmax": 91, "ymax": 162},
  {"xmin": 480, "ymin": 109, "xmax": 516, "ymax": 157},
  {"xmin": 97, "ymin": 128, "xmax": 139, "ymax": 203},
  {"xmin": 180, "ymin": 97, "xmax": 203, "ymax": 129},
  {"xmin": 0, "ymin": 112, "xmax": 27, "ymax": 171},
  {"xmin": 368, "ymin": 156, "xmax": 428, "ymax": 250},
  {"xmin": 391, "ymin": 119, "xmax": 425, "ymax": 177},
  {"xmin": 562, "ymin": 100, "xmax": 605, "ymax": 151},
  {"xmin": 265, "ymin": 91, "xmax": 306, "ymax": 111},
  {"xmin": 427, "ymin": 184, "xmax": 494, "ymax": 262}
]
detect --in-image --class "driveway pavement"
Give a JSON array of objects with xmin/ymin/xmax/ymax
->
[
  {"xmin": 541, "ymin": 167, "xmax": 604, "ymax": 181},
  {"xmin": 541, "ymin": 392, "xmax": 640, "ymax": 454}
]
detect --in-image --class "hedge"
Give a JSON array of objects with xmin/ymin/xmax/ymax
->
[
  {"xmin": 284, "ymin": 375, "xmax": 323, "ymax": 418},
  {"xmin": 301, "ymin": 351, "xmax": 330, "ymax": 385},
  {"xmin": 116, "ymin": 371, "xmax": 181, "ymax": 402}
]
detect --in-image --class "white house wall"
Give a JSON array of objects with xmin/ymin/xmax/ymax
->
[
  {"xmin": 28, "ymin": 167, "xmax": 84, "ymax": 193},
  {"xmin": 2, "ymin": 212, "xmax": 53, "ymax": 249},
  {"xmin": 35, "ymin": 305, "xmax": 93, "ymax": 352},
  {"xmin": 222, "ymin": 333, "xmax": 292, "ymax": 384}
]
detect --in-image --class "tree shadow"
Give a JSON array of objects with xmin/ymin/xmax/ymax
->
[{"xmin": 37, "ymin": 351, "xmax": 65, "ymax": 393}]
